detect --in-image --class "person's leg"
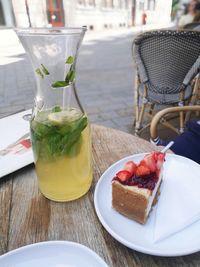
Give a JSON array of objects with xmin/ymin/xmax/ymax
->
[{"xmin": 170, "ymin": 120, "xmax": 200, "ymax": 164}]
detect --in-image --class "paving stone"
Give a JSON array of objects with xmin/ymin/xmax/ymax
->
[
  {"xmin": 112, "ymin": 116, "xmax": 134, "ymax": 127},
  {"xmin": 99, "ymin": 110, "xmax": 119, "ymax": 120},
  {"xmin": 97, "ymin": 119, "xmax": 118, "ymax": 129},
  {"xmin": 99, "ymin": 102, "xmax": 126, "ymax": 112},
  {"xmin": 88, "ymin": 113, "xmax": 104, "ymax": 123},
  {"xmin": 0, "ymin": 104, "xmax": 26, "ymax": 114},
  {"xmin": 83, "ymin": 106, "xmax": 100, "ymax": 115},
  {"xmin": 116, "ymin": 107, "xmax": 134, "ymax": 117}
]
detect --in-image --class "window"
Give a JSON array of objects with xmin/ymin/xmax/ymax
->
[
  {"xmin": 107, "ymin": 0, "xmax": 113, "ymax": 7},
  {"xmin": 0, "ymin": 1, "xmax": 5, "ymax": 25},
  {"xmin": 139, "ymin": 1, "xmax": 144, "ymax": 11},
  {"xmin": 119, "ymin": 0, "xmax": 123, "ymax": 9},
  {"xmin": 78, "ymin": 0, "xmax": 86, "ymax": 5},
  {"xmin": 78, "ymin": 0, "xmax": 95, "ymax": 7},
  {"xmin": 88, "ymin": 0, "xmax": 95, "ymax": 6},
  {"xmin": 147, "ymin": 0, "xmax": 156, "ymax": 10},
  {"xmin": 102, "ymin": 0, "xmax": 113, "ymax": 8},
  {"xmin": 125, "ymin": 0, "xmax": 128, "ymax": 9}
]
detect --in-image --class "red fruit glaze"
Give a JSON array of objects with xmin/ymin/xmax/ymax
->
[{"xmin": 113, "ymin": 152, "xmax": 165, "ymax": 191}]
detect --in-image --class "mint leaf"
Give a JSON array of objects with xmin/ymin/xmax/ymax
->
[
  {"xmin": 57, "ymin": 124, "xmax": 71, "ymax": 135},
  {"xmin": 31, "ymin": 120, "xmax": 54, "ymax": 139},
  {"xmin": 35, "ymin": 68, "xmax": 44, "ymax": 79},
  {"xmin": 51, "ymin": 81, "xmax": 68, "ymax": 88},
  {"xmin": 65, "ymin": 70, "xmax": 75, "ymax": 83},
  {"xmin": 62, "ymin": 131, "xmax": 81, "ymax": 155},
  {"xmin": 67, "ymin": 135, "xmax": 82, "ymax": 157},
  {"xmin": 47, "ymin": 133, "xmax": 61, "ymax": 155},
  {"xmin": 71, "ymin": 116, "xmax": 88, "ymax": 133},
  {"xmin": 51, "ymin": 55, "xmax": 75, "ymax": 88},
  {"xmin": 31, "ymin": 112, "xmax": 88, "ymax": 160},
  {"xmin": 65, "ymin": 56, "xmax": 74, "ymax": 64},
  {"xmin": 52, "ymin": 106, "xmax": 61, "ymax": 112},
  {"xmin": 41, "ymin": 64, "xmax": 50, "ymax": 75}
]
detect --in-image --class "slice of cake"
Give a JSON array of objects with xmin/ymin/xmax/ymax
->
[{"xmin": 112, "ymin": 152, "xmax": 165, "ymax": 224}]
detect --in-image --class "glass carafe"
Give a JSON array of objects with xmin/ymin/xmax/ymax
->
[{"xmin": 16, "ymin": 27, "xmax": 93, "ymax": 202}]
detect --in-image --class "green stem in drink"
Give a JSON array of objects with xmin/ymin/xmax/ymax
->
[
  {"xmin": 51, "ymin": 56, "xmax": 75, "ymax": 88},
  {"xmin": 65, "ymin": 56, "xmax": 74, "ymax": 64},
  {"xmin": 35, "ymin": 68, "xmax": 44, "ymax": 79},
  {"xmin": 35, "ymin": 56, "xmax": 75, "ymax": 89},
  {"xmin": 41, "ymin": 64, "xmax": 50, "ymax": 75}
]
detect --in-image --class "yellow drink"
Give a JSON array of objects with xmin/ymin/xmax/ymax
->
[{"xmin": 31, "ymin": 108, "xmax": 92, "ymax": 201}]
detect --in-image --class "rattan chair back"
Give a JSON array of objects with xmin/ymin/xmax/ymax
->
[{"xmin": 133, "ymin": 30, "xmax": 200, "ymax": 103}]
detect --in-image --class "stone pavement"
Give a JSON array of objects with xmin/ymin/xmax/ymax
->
[{"xmin": 0, "ymin": 24, "xmax": 173, "ymax": 140}]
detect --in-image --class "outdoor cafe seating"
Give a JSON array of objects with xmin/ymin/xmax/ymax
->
[
  {"xmin": 1, "ymin": 26, "xmax": 200, "ymax": 267},
  {"xmin": 132, "ymin": 30, "xmax": 200, "ymax": 143}
]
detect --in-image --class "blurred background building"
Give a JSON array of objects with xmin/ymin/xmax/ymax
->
[{"xmin": 0, "ymin": 0, "xmax": 172, "ymax": 30}]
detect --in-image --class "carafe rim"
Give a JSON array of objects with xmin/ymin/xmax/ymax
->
[{"xmin": 15, "ymin": 26, "xmax": 87, "ymax": 36}]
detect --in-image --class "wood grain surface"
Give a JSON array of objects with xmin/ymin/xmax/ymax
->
[{"xmin": 0, "ymin": 124, "xmax": 199, "ymax": 267}]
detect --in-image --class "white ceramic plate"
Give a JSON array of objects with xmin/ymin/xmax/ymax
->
[
  {"xmin": 94, "ymin": 153, "xmax": 200, "ymax": 257},
  {"xmin": 0, "ymin": 241, "xmax": 109, "ymax": 267}
]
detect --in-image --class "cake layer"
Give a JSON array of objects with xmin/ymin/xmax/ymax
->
[
  {"xmin": 112, "ymin": 173, "xmax": 162, "ymax": 224},
  {"xmin": 146, "ymin": 172, "xmax": 162, "ymax": 216},
  {"xmin": 112, "ymin": 181, "xmax": 149, "ymax": 224}
]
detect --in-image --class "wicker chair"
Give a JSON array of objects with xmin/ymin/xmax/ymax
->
[
  {"xmin": 150, "ymin": 106, "xmax": 200, "ymax": 145},
  {"xmin": 132, "ymin": 30, "xmax": 200, "ymax": 135}
]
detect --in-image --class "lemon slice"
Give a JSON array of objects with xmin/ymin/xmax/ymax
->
[{"xmin": 48, "ymin": 109, "xmax": 82, "ymax": 124}]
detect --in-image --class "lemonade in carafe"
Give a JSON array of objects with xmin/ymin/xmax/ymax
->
[{"xmin": 16, "ymin": 27, "xmax": 92, "ymax": 201}]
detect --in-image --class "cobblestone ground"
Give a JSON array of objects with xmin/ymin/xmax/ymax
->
[{"xmin": 0, "ymin": 26, "xmax": 174, "ymax": 140}]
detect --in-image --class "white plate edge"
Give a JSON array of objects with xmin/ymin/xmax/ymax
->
[{"xmin": 0, "ymin": 240, "xmax": 109, "ymax": 266}]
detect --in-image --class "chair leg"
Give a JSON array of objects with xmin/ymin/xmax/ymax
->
[
  {"xmin": 134, "ymin": 74, "xmax": 142, "ymax": 135},
  {"xmin": 179, "ymin": 91, "xmax": 185, "ymax": 133},
  {"xmin": 135, "ymin": 85, "xmax": 148, "ymax": 135},
  {"xmin": 148, "ymin": 103, "xmax": 155, "ymax": 115},
  {"xmin": 134, "ymin": 83, "xmax": 139, "ymax": 126},
  {"xmin": 135, "ymin": 101, "xmax": 147, "ymax": 135},
  {"xmin": 185, "ymin": 76, "xmax": 200, "ymax": 123},
  {"xmin": 196, "ymin": 100, "xmax": 200, "ymax": 116}
]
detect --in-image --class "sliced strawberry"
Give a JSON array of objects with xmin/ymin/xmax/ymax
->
[
  {"xmin": 156, "ymin": 152, "xmax": 165, "ymax": 170},
  {"xmin": 139, "ymin": 160, "xmax": 147, "ymax": 166},
  {"xmin": 157, "ymin": 152, "xmax": 165, "ymax": 161},
  {"xmin": 151, "ymin": 151, "xmax": 158, "ymax": 161},
  {"xmin": 152, "ymin": 151, "xmax": 165, "ymax": 161},
  {"xmin": 143, "ymin": 153, "xmax": 156, "ymax": 172},
  {"xmin": 116, "ymin": 170, "xmax": 132, "ymax": 182},
  {"xmin": 136, "ymin": 164, "xmax": 151, "ymax": 176},
  {"xmin": 124, "ymin": 161, "xmax": 137, "ymax": 175}
]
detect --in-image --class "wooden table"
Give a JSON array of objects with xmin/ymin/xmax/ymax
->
[{"xmin": 0, "ymin": 125, "xmax": 199, "ymax": 267}]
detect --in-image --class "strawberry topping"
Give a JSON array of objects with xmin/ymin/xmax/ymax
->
[
  {"xmin": 113, "ymin": 151, "xmax": 165, "ymax": 190},
  {"xmin": 143, "ymin": 154, "xmax": 156, "ymax": 172},
  {"xmin": 123, "ymin": 161, "xmax": 137, "ymax": 176},
  {"xmin": 116, "ymin": 170, "xmax": 132, "ymax": 182},
  {"xmin": 136, "ymin": 164, "xmax": 151, "ymax": 176}
]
